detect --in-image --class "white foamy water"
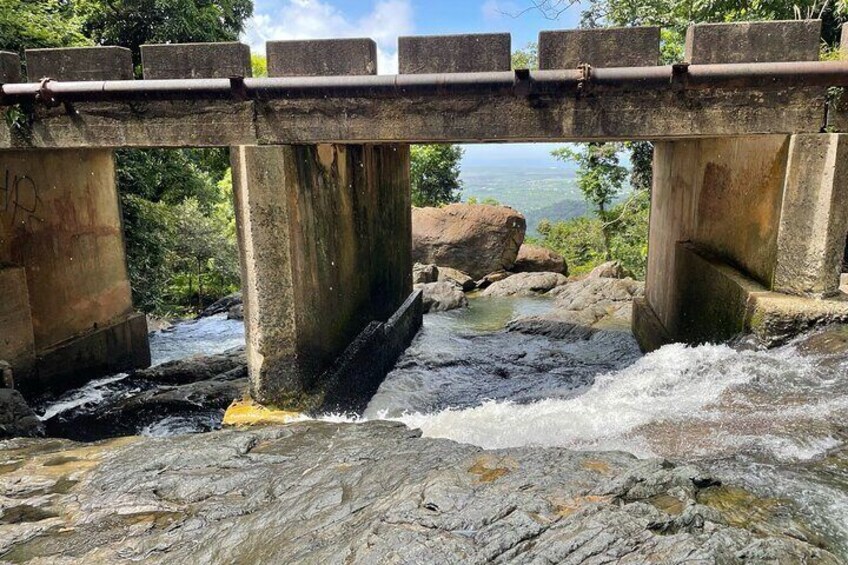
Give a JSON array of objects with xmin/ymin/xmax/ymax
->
[{"xmin": 149, "ymin": 313, "xmax": 245, "ymax": 365}]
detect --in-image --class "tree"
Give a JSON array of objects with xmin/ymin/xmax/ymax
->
[
  {"xmin": 0, "ymin": 0, "xmax": 89, "ymax": 56},
  {"xmin": 410, "ymin": 145, "xmax": 464, "ymax": 207},
  {"xmin": 552, "ymin": 143, "xmax": 627, "ymax": 259},
  {"xmin": 512, "ymin": 42, "xmax": 539, "ymax": 69}
]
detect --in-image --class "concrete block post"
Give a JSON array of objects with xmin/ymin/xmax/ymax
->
[
  {"xmin": 141, "ymin": 42, "xmax": 252, "ymax": 79},
  {"xmin": 3, "ymin": 47, "xmax": 149, "ymax": 397},
  {"xmin": 398, "ymin": 33, "xmax": 511, "ymax": 73},
  {"xmin": 233, "ymin": 38, "xmax": 414, "ymax": 409},
  {"xmin": 538, "ymin": 27, "xmax": 660, "ymax": 69},
  {"xmin": 636, "ymin": 19, "xmax": 824, "ymax": 351},
  {"xmin": 0, "ymin": 51, "xmax": 21, "ymax": 83}
]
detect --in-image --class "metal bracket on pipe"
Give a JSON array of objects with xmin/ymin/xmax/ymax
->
[
  {"xmin": 577, "ymin": 63, "xmax": 592, "ymax": 97},
  {"xmin": 513, "ymin": 68, "xmax": 533, "ymax": 97},
  {"xmin": 35, "ymin": 78, "xmax": 59, "ymax": 107},
  {"xmin": 671, "ymin": 62, "xmax": 690, "ymax": 93}
]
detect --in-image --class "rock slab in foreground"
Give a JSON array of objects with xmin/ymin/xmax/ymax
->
[
  {"xmin": 0, "ymin": 421, "xmax": 838, "ymax": 563},
  {"xmin": 481, "ymin": 271, "xmax": 568, "ymax": 297},
  {"xmin": 412, "ymin": 204, "xmax": 526, "ymax": 279}
]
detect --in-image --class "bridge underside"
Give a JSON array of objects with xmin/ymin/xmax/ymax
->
[{"xmin": 1, "ymin": 20, "xmax": 846, "ymax": 407}]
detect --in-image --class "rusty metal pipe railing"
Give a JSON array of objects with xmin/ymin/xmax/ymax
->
[{"xmin": 1, "ymin": 61, "xmax": 846, "ymax": 106}]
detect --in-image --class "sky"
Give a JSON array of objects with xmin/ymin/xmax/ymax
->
[{"xmin": 243, "ymin": 0, "xmax": 583, "ymax": 167}]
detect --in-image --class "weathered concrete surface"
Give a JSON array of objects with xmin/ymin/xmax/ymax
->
[
  {"xmin": 399, "ymin": 33, "xmax": 511, "ymax": 73},
  {"xmin": 685, "ymin": 20, "xmax": 821, "ymax": 64},
  {"xmin": 539, "ymin": 27, "xmax": 659, "ymax": 69},
  {"xmin": 0, "ymin": 149, "xmax": 150, "ymax": 393},
  {"xmin": 0, "ymin": 267, "xmax": 34, "ymax": 375},
  {"xmin": 232, "ymin": 144, "xmax": 412, "ymax": 408},
  {"xmin": 0, "ymin": 51, "xmax": 20, "ymax": 83},
  {"xmin": 773, "ymin": 134, "xmax": 848, "ymax": 296},
  {"xmin": 24, "ymin": 46, "xmax": 133, "ymax": 81},
  {"xmin": 0, "ymin": 421, "xmax": 838, "ymax": 563},
  {"xmin": 645, "ymin": 136, "xmax": 790, "ymax": 337},
  {"xmin": 267, "ymin": 38, "xmax": 377, "ymax": 76},
  {"xmin": 0, "ymin": 83, "xmax": 829, "ymax": 148},
  {"xmin": 141, "ymin": 42, "xmax": 252, "ymax": 79},
  {"xmin": 412, "ymin": 204, "xmax": 526, "ymax": 279}
]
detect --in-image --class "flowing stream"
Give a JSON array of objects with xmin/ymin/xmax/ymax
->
[{"xmin": 35, "ymin": 295, "xmax": 848, "ymax": 555}]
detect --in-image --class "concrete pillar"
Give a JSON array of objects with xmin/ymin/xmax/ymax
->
[
  {"xmin": 229, "ymin": 39, "xmax": 414, "ymax": 409},
  {"xmin": 398, "ymin": 33, "xmax": 511, "ymax": 73},
  {"xmin": 773, "ymin": 134, "xmax": 848, "ymax": 295},
  {"xmin": 1, "ymin": 47, "xmax": 150, "ymax": 397},
  {"xmin": 635, "ymin": 20, "xmax": 825, "ymax": 350},
  {"xmin": 232, "ymin": 144, "xmax": 412, "ymax": 407}
]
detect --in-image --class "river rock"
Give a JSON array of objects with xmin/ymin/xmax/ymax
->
[
  {"xmin": 436, "ymin": 266, "xmax": 476, "ymax": 291},
  {"xmin": 415, "ymin": 281, "xmax": 468, "ymax": 313},
  {"xmin": 412, "ymin": 263, "xmax": 439, "ymax": 284},
  {"xmin": 480, "ymin": 272, "xmax": 567, "ymax": 297},
  {"xmin": 227, "ymin": 303, "xmax": 244, "ymax": 320},
  {"xmin": 475, "ymin": 269, "xmax": 512, "ymax": 289},
  {"xmin": 198, "ymin": 292, "xmax": 242, "ymax": 318},
  {"xmin": 0, "ymin": 420, "xmax": 838, "ymax": 563},
  {"xmin": 0, "ymin": 388, "xmax": 44, "ymax": 438},
  {"xmin": 43, "ymin": 348, "xmax": 248, "ymax": 441},
  {"xmin": 513, "ymin": 244, "xmax": 567, "ymax": 274},
  {"xmin": 588, "ymin": 259, "xmax": 631, "ymax": 279},
  {"xmin": 412, "ymin": 204, "xmax": 526, "ymax": 279}
]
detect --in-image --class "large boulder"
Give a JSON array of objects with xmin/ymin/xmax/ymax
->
[
  {"xmin": 0, "ymin": 388, "xmax": 44, "ymax": 438},
  {"xmin": 198, "ymin": 292, "xmax": 242, "ymax": 318},
  {"xmin": 480, "ymin": 272, "xmax": 567, "ymax": 297},
  {"xmin": 513, "ymin": 244, "xmax": 567, "ymax": 275},
  {"xmin": 412, "ymin": 204, "xmax": 526, "ymax": 279},
  {"xmin": 415, "ymin": 282, "xmax": 469, "ymax": 313}
]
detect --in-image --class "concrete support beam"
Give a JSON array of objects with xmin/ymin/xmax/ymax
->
[
  {"xmin": 685, "ymin": 20, "xmax": 821, "ymax": 63},
  {"xmin": 773, "ymin": 134, "xmax": 848, "ymax": 296},
  {"xmin": 231, "ymin": 143, "xmax": 412, "ymax": 408},
  {"xmin": 0, "ymin": 267, "xmax": 34, "ymax": 375},
  {"xmin": 141, "ymin": 42, "xmax": 252, "ymax": 79},
  {"xmin": 25, "ymin": 46, "xmax": 134, "ymax": 81},
  {"xmin": 399, "ymin": 33, "xmax": 511, "ymax": 73},
  {"xmin": 267, "ymin": 39, "xmax": 377, "ymax": 77},
  {"xmin": 539, "ymin": 27, "xmax": 660, "ymax": 69},
  {"xmin": 0, "ymin": 52, "xmax": 21, "ymax": 83}
]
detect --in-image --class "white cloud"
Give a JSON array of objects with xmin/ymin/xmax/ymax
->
[{"xmin": 244, "ymin": 0, "xmax": 414, "ymax": 74}]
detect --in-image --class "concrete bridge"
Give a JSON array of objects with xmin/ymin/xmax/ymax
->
[{"xmin": 1, "ymin": 20, "xmax": 847, "ymax": 409}]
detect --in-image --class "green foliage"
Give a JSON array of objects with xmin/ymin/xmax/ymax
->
[
  {"xmin": 75, "ymin": 0, "xmax": 253, "ymax": 65},
  {"xmin": 0, "ymin": 0, "xmax": 89, "ymax": 56},
  {"xmin": 511, "ymin": 42, "xmax": 539, "ymax": 69},
  {"xmin": 552, "ymin": 142, "xmax": 627, "ymax": 259},
  {"xmin": 410, "ymin": 144, "xmax": 464, "ymax": 207},
  {"xmin": 251, "ymin": 53, "xmax": 268, "ymax": 77},
  {"xmin": 466, "ymin": 196, "xmax": 502, "ymax": 206}
]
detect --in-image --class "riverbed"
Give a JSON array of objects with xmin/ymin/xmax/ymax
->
[{"xmin": 33, "ymin": 294, "xmax": 848, "ymax": 556}]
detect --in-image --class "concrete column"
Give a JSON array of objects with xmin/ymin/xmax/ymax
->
[
  {"xmin": 1, "ymin": 47, "xmax": 150, "ymax": 397},
  {"xmin": 635, "ymin": 20, "xmax": 824, "ymax": 350},
  {"xmin": 232, "ymin": 144, "xmax": 412, "ymax": 407},
  {"xmin": 773, "ymin": 134, "xmax": 848, "ymax": 296},
  {"xmin": 232, "ymin": 39, "xmax": 414, "ymax": 409}
]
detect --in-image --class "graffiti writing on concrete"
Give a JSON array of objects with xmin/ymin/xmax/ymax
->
[{"xmin": 1, "ymin": 169, "xmax": 43, "ymax": 227}]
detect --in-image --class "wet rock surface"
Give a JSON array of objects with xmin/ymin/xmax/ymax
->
[
  {"xmin": 197, "ymin": 292, "xmax": 242, "ymax": 318},
  {"xmin": 41, "ymin": 348, "xmax": 247, "ymax": 441},
  {"xmin": 0, "ymin": 420, "xmax": 839, "ymax": 564},
  {"xmin": 0, "ymin": 389, "xmax": 43, "ymax": 438},
  {"xmin": 415, "ymin": 281, "xmax": 469, "ymax": 313}
]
